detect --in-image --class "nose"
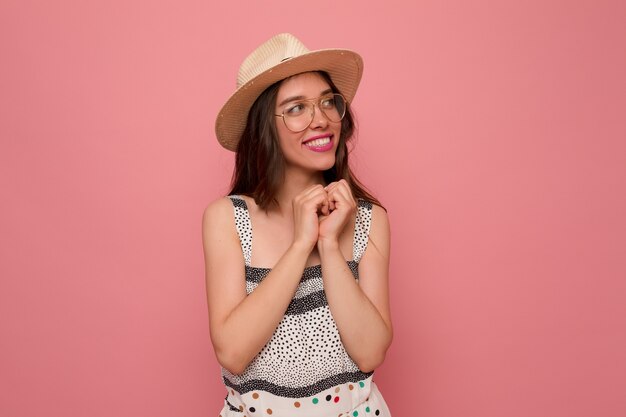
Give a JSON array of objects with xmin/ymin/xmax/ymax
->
[{"xmin": 308, "ymin": 103, "xmax": 329, "ymax": 129}]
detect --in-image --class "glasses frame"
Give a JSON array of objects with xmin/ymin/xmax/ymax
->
[{"xmin": 274, "ymin": 93, "xmax": 348, "ymax": 133}]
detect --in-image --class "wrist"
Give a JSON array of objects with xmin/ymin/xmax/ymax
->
[
  {"xmin": 317, "ymin": 237, "xmax": 340, "ymax": 254},
  {"xmin": 291, "ymin": 239, "xmax": 315, "ymax": 256}
]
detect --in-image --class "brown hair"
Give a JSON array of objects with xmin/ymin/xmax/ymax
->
[{"xmin": 228, "ymin": 71, "xmax": 382, "ymax": 211}]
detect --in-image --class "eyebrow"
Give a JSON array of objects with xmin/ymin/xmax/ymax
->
[{"xmin": 277, "ymin": 88, "xmax": 333, "ymax": 107}]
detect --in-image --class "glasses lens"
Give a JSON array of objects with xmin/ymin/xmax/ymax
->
[
  {"xmin": 282, "ymin": 94, "xmax": 347, "ymax": 132},
  {"xmin": 283, "ymin": 102, "xmax": 311, "ymax": 132},
  {"xmin": 321, "ymin": 94, "xmax": 346, "ymax": 123}
]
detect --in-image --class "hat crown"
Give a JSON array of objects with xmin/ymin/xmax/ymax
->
[{"xmin": 236, "ymin": 33, "xmax": 310, "ymax": 88}]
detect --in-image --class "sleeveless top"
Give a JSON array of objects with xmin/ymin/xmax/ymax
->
[{"xmin": 218, "ymin": 195, "xmax": 391, "ymax": 417}]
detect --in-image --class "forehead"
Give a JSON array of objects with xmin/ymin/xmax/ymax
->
[{"xmin": 276, "ymin": 72, "xmax": 331, "ymax": 102}]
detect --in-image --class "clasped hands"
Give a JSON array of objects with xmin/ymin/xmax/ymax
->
[{"xmin": 292, "ymin": 179, "xmax": 356, "ymax": 251}]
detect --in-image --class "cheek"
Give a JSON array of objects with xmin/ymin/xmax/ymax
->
[
  {"xmin": 332, "ymin": 123, "xmax": 342, "ymax": 144},
  {"xmin": 276, "ymin": 129, "xmax": 301, "ymax": 156}
]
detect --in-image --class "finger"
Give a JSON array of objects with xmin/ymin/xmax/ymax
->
[
  {"xmin": 324, "ymin": 182, "xmax": 339, "ymax": 194},
  {"xmin": 295, "ymin": 184, "xmax": 324, "ymax": 206},
  {"xmin": 292, "ymin": 184, "xmax": 321, "ymax": 207},
  {"xmin": 319, "ymin": 196, "xmax": 329, "ymax": 216},
  {"xmin": 301, "ymin": 184, "xmax": 325, "ymax": 199},
  {"xmin": 328, "ymin": 185, "xmax": 354, "ymax": 210},
  {"xmin": 326, "ymin": 188, "xmax": 342, "ymax": 208},
  {"xmin": 333, "ymin": 181, "xmax": 356, "ymax": 205},
  {"xmin": 303, "ymin": 187, "xmax": 330, "ymax": 212},
  {"xmin": 328, "ymin": 198, "xmax": 336, "ymax": 212}
]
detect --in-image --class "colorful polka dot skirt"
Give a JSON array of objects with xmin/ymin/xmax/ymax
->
[{"xmin": 218, "ymin": 376, "xmax": 390, "ymax": 417}]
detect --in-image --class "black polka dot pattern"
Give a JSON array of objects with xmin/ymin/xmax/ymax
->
[
  {"xmin": 246, "ymin": 261, "xmax": 360, "ymax": 294},
  {"xmin": 229, "ymin": 196, "xmax": 252, "ymax": 266},
  {"xmin": 223, "ymin": 371, "xmax": 372, "ymax": 398},
  {"xmin": 352, "ymin": 200, "xmax": 372, "ymax": 263},
  {"xmin": 224, "ymin": 196, "xmax": 374, "ymax": 398}
]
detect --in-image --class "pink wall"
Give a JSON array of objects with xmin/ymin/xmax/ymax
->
[{"xmin": 1, "ymin": 1, "xmax": 625, "ymax": 416}]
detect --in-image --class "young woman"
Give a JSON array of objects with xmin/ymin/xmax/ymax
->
[{"xmin": 203, "ymin": 33, "xmax": 392, "ymax": 417}]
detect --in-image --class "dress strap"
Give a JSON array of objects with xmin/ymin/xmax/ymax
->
[
  {"xmin": 352, "ymin": 199, "xmax": 373, "ymax": 263},
  {"xmin": 227, "ymin": 195, "xmax": 252, "ymax": 267}
]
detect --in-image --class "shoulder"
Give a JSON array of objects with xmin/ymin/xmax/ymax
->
[
  {"xmin": 202, "ymin": 196, "xmax": 243, "ymax": 261},
  {"xmin": 357, "ymin": 200, "xmax": 389, "ymax": 230},
  {"xmin": 370, "ymin": 203, "xmax": 389, "ymax": 229},
  {"xmin": 202, "ymin": 196, "xmax": 236, "ymax": 226},
  {"xmin": 202, "ymin": 196, "xmax": 241, "ymax": 244},
  {"xmin": 366, "ymin": 202, "xmax": 390, "ymax": 258}
]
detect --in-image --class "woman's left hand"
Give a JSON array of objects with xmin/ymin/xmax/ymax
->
[{"xmin": 318, "ymin": 179, "xmax": 356, "ymax": 245}]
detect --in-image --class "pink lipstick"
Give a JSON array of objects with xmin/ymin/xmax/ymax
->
[{"xmin": 302, "ymin": 134, "xmax": 333, "ymax": 152}]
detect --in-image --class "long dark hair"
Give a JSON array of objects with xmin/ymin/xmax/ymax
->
[{"xmin": 228, "ymin": 71, "xmax": 382, "ymax": 211}]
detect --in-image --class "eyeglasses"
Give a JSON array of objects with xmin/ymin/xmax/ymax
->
[{"xmin": 275, "ymin": 93, "xmax": 347, "ymax": 133}]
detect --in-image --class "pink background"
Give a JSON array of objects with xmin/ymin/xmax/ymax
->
[{"xmin": 1, "ymin": 1, "xmax": 625, "ymax": 416}]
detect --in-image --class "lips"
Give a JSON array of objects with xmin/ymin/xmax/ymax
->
[{"xmin": 302, "ymin": 134, "xmax": 333, "ymax": 152}]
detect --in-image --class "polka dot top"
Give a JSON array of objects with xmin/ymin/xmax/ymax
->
[{"xmin": 217, "ymin": 196, "xmax": 391, "ymax": 417}]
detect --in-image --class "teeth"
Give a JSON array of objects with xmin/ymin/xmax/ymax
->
[{"xmin": 305, "ymin": 137, "xmax": 331, "ymax": 147}]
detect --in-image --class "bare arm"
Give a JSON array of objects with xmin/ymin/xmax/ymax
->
[
  {"xmin": 202, "ymin": 188, "xmax": 329, "ymax": 374},
  {"xmin": 318, "ymin": 181, "xmax": 393, "ymax": 372}
]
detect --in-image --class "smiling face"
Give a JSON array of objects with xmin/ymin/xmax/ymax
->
[{"xmin": 274, "ymin": 72, "xmax": 342, "ymax": 176}]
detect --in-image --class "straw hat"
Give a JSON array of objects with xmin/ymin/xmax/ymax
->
[{"xmin": 215, "ymin": 33, "xmax": 363, "ymax": 151}]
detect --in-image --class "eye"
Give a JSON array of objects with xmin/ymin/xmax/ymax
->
[
  {"xmin": 285, "ymin": 102, "xmax": 306, "ymax": 116},
  {"xmin": 320, "ymin": 96, "xmax": 336, "ymax": 109}
]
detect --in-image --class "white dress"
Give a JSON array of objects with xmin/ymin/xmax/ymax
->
[{"xmin": 217, "ymin": 196, "xmax": 391, "ymax": 417}]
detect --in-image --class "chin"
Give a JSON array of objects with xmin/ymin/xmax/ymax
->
[
  {"xmin": 312, "ymin": 155, "xmax": 336, "ymax": 172},
  {"xmin": 286, "ymin": 148, "xmax": 337, "ymax": 173}
]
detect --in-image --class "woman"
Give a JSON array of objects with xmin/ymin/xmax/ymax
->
[{"xmin": 203, "ymin": 33, "xmax": 392, "ymax": 417}]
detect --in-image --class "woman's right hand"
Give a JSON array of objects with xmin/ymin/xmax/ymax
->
[{"xmin": 292, "ymin": 184, "xmax": 329, "ymax": 252}]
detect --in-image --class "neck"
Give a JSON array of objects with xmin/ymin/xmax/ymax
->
[{"xmin": 274, "ymin": 166, "xmax": 326, "ymax": 212}]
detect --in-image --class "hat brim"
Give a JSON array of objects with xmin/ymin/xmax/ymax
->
[{"xmin": 215, "ymin": 49, "xmax": 363, "ymax": 151}]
